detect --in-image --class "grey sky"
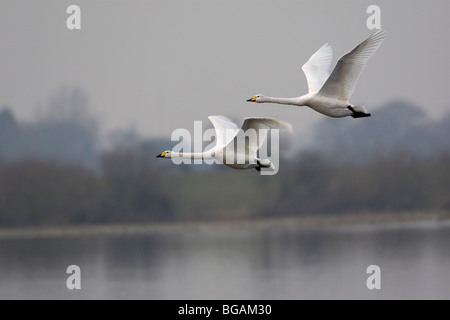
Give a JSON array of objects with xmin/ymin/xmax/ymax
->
[{"xmin": 0, "ymin": 0, "xmax": 449, "ymax": 146}]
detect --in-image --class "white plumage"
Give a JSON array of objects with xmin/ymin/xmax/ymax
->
[
  {"xmin": 248, "ymin": 30, "xmax": 387, "ymax": 119},
  {"xmin": 157, "ymin": 116, "xmax": 293, "ymax": 171}
]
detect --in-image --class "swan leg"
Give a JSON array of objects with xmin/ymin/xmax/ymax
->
[
  {"xmin": 347, "ymin": 106, "xmax": 371, "ymax": 118},
  {"xmin": 255, "ymin": 160, "xmax": 262, "ymax": 172},
  {"xmin": 256, "ymin": 159, "xmax": 273, "ymax": 172}
]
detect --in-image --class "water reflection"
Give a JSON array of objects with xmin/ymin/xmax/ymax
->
[{"xmin": 0, "ymin": 222, "xmax": 449, "ymax": 299}]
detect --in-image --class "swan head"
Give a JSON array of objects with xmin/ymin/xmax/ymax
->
[
  {"xmin": 247, "ymin": 94, "xmax": 266, "ymax": 103},
  {"xmin": 156, "ymin": 150, "xmax": 172, "ymax": 159}
]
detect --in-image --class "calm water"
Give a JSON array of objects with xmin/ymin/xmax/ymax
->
[{"xmin": 0, "ymin": 221, "xmax": 449, "ymax": 300}]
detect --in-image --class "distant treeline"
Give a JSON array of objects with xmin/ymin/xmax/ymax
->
[
  {"xmin": 0, "ymin": 148, "xmax": 449, "ymax": 227},
  {"xmin": 0, "ymin": 90, "xmax": 449, "ymax": 227},
  {"xmin": 274, "ymin": 101, "xmax": 450, "ymax": 215},
  {"xmin": 272, "ymin": 150, "xmax": 450, "ymax": 216},
  {"xmin": 0, "ymin": 88, "xmax": 98, "ymax": 169},
  {"xmin": 0, "ymin": 148, "xmax": 173, "ymax": 227}
]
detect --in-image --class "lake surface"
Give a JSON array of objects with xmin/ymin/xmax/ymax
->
[{"xmin": 0, "ymin": 221, "xmax": 449, "ymax": 300}]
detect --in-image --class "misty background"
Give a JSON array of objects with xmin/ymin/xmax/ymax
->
[
  {"xmin": 1, "ymin": 1, "xmax": 450, "ymax": 140},
  {"xmin": 1, "ymin": 0, "xmax": 450, "ymax": 301},
  {"xmin": 0, "ymin": 0, "xmax": 449, "ymax": 227}
]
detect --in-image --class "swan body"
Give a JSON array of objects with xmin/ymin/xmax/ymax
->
[
  {"xmin": 247, "ymin": 30, "xmax": 386, "ymax": 118},
  {"xmin": 157, "ymin": 116, "xmax": 293, "ymax": 171}
]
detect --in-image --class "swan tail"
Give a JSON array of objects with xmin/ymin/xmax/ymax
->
[{"xmin": 347, "ymin": 105, "xmax": 371, "ymax": 118}]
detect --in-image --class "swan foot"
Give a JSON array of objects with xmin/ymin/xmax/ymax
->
[
  {"xmin": 348, "ymin": 106, "xmax": 371, "ymax": 118},
  {"xmin": 256, "ymin": 159, "xmax": 273, "ymax": 172}
]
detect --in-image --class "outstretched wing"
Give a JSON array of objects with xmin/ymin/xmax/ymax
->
[
  {"xmin": 208, "ymin": 116, "xmax": 240, "ymax": 147},
  {"xmin": 318, "ymin": 30, "xmax": 386, "ymax": 102},
  {"xmin": 302, "ymin": 43, "xmax": 333, "ymax": 94},
  {"xmin": 230, "ymin": 117, "xmax": 294, "ymax": 158}
]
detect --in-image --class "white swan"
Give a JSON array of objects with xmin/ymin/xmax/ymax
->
[
  {"xmin": 157, "ymin": 116, "xmax": 293, "ymax": 171},
  {"xmin": 247, "ymin": 30, "xmax": 386, "ymax": 118}
]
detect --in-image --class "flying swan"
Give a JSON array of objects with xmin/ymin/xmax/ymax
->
[
  {"xmin": 157, "ymin": 116, "xmax": 293, "ymax": 171},
  {"xmin": 247, "ymin": 30, "xmax": 386, "ymax": 118}
]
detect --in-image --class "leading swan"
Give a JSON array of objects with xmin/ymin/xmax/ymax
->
[{"xmin": 247, "ymin": 30, "xmax": 386, "ymax": 118}]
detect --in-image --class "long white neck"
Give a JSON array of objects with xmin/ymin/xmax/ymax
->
[
  {"xmin": 262, "ymin": 95, "xmax": 308, "ymax": 106},
  {"xmin": 170, "ymin": 150, "xmax": 214, "ymax": 160}
]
